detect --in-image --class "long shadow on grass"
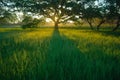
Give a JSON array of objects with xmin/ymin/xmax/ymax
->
[
  {"xmin": 41, "ymin": 29, "xmax": 89, "ymax": 80},
  {"xmin": 1, "ymin": 29, "xmax": 120, "ymax": 80},
  {"xmin": 0, "ymin": 29, "xmax": 86, "ymax": 80}
]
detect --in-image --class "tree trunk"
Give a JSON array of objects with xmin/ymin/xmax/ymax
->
[
  {"xmin": 113, "ymin": 16, "xmax": 120, "ymax": 31},
  {"xmin": 86, "ymin": 19, "xmax": 94, "ymax": 30},
  {"xmin": 88, "ymin": 21, "xmax": 94, "ymax": 30},
  {"xmin": 97, "ymin": 20, "xmax": 105, "ymax": 31},
  {"xmin": 54, "ymin": 22, "xmax": 59, "ymax": 30}
]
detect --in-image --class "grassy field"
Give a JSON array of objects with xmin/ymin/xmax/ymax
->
[{"xmin": 0, "ymin": 28, "xmax": 120, "ymax": 80}]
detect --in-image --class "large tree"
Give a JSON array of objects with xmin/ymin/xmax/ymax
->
[{"xmin": 10, "ymin": 0, "xmax": 79, "ymax": 29}]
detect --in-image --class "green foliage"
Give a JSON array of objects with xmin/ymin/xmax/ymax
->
[
  {"xmin": 22, "ymin": 16, "xmax": 45, "ymax": 29},
  {"xmin": 0, "ymin": 28, "xmax": 120, "ymax": 80},
  {"xmin": 0, "ymin": 11, "xmax": 18, "ymax": 24},
  {"xmin": 22, "ymin": 23, "xmax": 36, "ymax": 29},
  {"xmin": 0, "ymin": 0, "xmax": 120, "ymax": 30}
]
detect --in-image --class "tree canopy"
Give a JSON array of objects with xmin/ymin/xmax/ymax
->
[
  {"xmin": 10, "ymin": 0, "xmax": 79, "ymax": 29},
  {"xmin": 0, "ymin": 0, "xmax": 120, "ymax": 30}
]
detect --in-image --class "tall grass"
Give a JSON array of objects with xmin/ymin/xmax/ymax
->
[{"xmin": 0, "ymin": 28, "xmax": 120, "ymax": 80}]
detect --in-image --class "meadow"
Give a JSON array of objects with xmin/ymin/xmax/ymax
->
[{"xmin": 0, "ymin": 27, "xmax": 120, "ymax": 80}]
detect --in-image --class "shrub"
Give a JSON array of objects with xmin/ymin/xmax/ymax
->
[{"xmin": 22, "ymin": 18, "xmax": 45, "ymax": 29}]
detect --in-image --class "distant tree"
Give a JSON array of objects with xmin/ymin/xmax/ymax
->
[
  {"xmin": 74, "ymin": 0, "xmax": 98, "ymax": 30},
  {"xmin": 81, "ymin": 0, "xmax": 107, "ymax": 30},
  {"xmin": 22, "ymin": 15, "xmax": 45, "ymax": 29},
  {"xmin": 0, "ymin": 0, "xmax": 7, "ymax": 23},
  {"xmin": 22, "ymin": 15, "xmax": 33, "ymax": 24},
  {"xmin": 0, "ymin": 11, "xmax": 18, "ymax": 24},
  {"xmin": 105, "ymin": 0, "xmax": 120, "ymax": 31},
  {"xmin": 0, "ymin": 0, "xmax": 18, "ymax": 24},
  {"xmin": 82, "ymin": 6, "xmax": 96, "ymax": 30},
  {"xmin": 95, "ymin": 1, "xmax": 108, "ymax": 30},
  {"xmin": 95, "ymin": 5, "xmax": 107, "ymax": 31}
]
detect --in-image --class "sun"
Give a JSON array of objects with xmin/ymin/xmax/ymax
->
[
  {"xmin": 46, "ymin": 18, "xmax": 52, "ymax": 23},
  {"xmin": 55, "ymin": 17, "xmax": 58, "ymax": 21},
  {"xmin": 45, "ymin": 17, "xmax": 58, "ymax": 23}
]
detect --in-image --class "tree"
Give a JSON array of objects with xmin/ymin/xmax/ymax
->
[
  {"xmin": 22, "ymin": 15, "xmax": 45, "ymax": 29},
  {"xmin": 95, "ymin": 5, "xmax": 107, "ymax": 31},
  {"xmin": 86, "ymin": 0, "xmax": 108, "ymax": 31},
  {"xmin": 0, "ymin": 0, "xmax": 18, "ymax": 24},
  {"xmin": 80, "ymin": 0, "xmax": 107, "ymax": 30},
  {"xmin": 22, "ymin": 15, "xmax": 33, "ymax": 24},
  {"xmin": 74, "ymin": 0, "xmax": 97, "ymax": 30},
  {"xmin": 82, "ymin": 6, "xmax": 95, "ymax": 30},
  {"xmin": 0, "ymin": 11, "xmax": 18, "ymax": 24},
  {"xmin": 11, "ymin": 0, "xmax": 78, "ymax": 29},
  {"xmin": 105, "ymin": 0, "xmax": 120, "ymax": 31}
]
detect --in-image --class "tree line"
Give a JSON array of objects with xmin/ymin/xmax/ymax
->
[{"xmin": 0, "ymin": 0, "xmax": 120, "ymax": 31}]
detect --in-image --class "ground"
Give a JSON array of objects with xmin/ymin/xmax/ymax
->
[{"xmin": 0, "ymin": 28, "xmax": 120, "ymax": 80}]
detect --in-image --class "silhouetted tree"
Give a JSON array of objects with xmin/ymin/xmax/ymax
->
[
  {"xmin": 74, "ymin": 0, "xmax": 97, "ymax": 30},
  {"xmin": 22, "ymin": 15, "xmax": 45, "ymax": 29},
  {"xmin": 105, "ymin": 0, "xmax": 120, "ymax": 31},
  {"xmin": 1, "ymin": 0, "xmax": 119, "ymax": 31},
  {"xmin": 11, "ymin": 0, "xmax": 78, "ymax": 29}
]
